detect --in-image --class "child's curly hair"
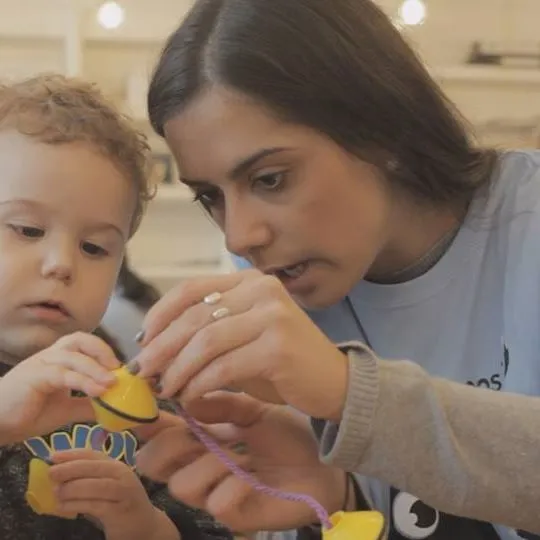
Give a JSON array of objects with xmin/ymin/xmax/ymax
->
[{"xmin": 0, "ymin": 74, "xmax": 153, "ymax": 234}]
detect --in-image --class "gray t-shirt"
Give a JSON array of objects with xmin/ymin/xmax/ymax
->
[{"xmin": 309, "ymin": 150, "xmax": 540, "ymax": 539}]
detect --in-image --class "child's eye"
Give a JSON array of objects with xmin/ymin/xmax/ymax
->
[
  {"xmin": 81, "ymin": 241, "xmax": 109, "ymax": 257},
  {"xmin": 9, "ymin": 224, "xmax": 45, "ymax": 238}
]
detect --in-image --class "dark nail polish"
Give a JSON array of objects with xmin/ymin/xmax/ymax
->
[
  {"xmin": 154, "ymin": 381, "xmax": 163, "ymax": 394},
  {"xmin": 230, "ymin": 442, "xmax": 248, "ymax": 455},
  {"xmin": 126, "ymin": 361, "xmax": 140, "ymax": 375},
  {"xmin": 134, "ymin": 330, "xmax": 145, "ymax": 343}
]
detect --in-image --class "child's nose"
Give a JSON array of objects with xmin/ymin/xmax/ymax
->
[{"xmin": 40, "ymin": 240, "xmax": 76, "ymax": 284}]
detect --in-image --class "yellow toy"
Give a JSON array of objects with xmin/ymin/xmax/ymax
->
[
  {"xmin": 323, "ymin": 511, "xmax": 385, "ymax": 540},
  {"xmin": 91, "ymin": 365, "xmax": 159, "ymax": 432},
  {"xmin": 25, "ymin": 458, "xmax": 76, "ymax": 519}
]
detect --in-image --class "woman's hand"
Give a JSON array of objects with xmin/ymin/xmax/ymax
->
[
  {"xmin": 135, "ymin": 392, "xmax": 348, "ymax": 534},
  {"xmin": 130, "ymin": 270, "xmax": 348, "ymax": 421}
]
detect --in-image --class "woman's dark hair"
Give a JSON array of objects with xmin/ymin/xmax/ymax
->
[
  {"xmin": 117, "ymin": 257, "xmax": 161, "ymax": 312},
  {"xmin": 148, "ymin": 0, "xmax": 497, "ymax": 207}
]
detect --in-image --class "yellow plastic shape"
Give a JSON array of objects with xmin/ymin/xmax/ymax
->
[
  {"xmin": 91, "ymin": 365, "xmax": 159, "ymax": 432},
  {"xmin": 25, "ymin": 458, "xmax": 76, "ymax": 519},
  {"xmin": 323, "ymin": 511, "xmax": 385, "ymax": 540}
]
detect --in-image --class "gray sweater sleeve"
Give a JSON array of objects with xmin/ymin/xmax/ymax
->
[{"xmin": 313, "ymin": 343, "xmax": 540, "ymax": 534}]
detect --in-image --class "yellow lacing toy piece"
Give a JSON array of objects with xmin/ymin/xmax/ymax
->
[
  {"xmin": 26, "ymin": 366, "xmax": 158, "ymax": 517},
  {"xmin": 323, "ymin": 510, "xmax": 385, "ymax": 540},
  {"xmin": 91, "ymin": 365, "xmax": 159, "ymax": 432},
  {"xmin": 26, "ymin": 457, "xmax": 77, "ymax": 519}
]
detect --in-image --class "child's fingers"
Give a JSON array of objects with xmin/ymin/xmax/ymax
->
[
  {"xmin": 41, "ymin": 350, "xmax": 117, "ymax": 388},
  {"xmin": 58, "ymin": 499, "xmax": 117, "ymax": 517},
  {"xmin": 53, "ymin": 332, "xmax": 121, "ymax": 370},
  {"xmin": 56, "ymin": 478, "xmax": 123, "ymax": 504},
  {"xmin": 31, "ymin": 362, "xmax": 108, "ymax": 398},
  {"xmin": 50, "ymin": 449, "xmax": 111, "ymax": 463},
  {"xmin": 60, "ymin": 370, "xmax": 109, "ymax": 398},
  {"xmin": 49, "ymin": 455, "xmax": 125, "ymax": 483},
  {"xmin": 131, "ymin": 410, "xmax": 184, "ymax": 442}
]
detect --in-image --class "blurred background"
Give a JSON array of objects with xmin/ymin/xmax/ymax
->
[{"xmin": 2, "ymin": 0, "xmax": 540, "ymax": 292}]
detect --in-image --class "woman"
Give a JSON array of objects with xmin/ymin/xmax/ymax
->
[{"xmin": 132, "ymin": 0, "xmax": 540, "ymax": 538}]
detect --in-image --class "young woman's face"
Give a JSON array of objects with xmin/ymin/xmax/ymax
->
[{"xmin": 164, "ymin": 87, "xmax": 397, "ymax": 308}]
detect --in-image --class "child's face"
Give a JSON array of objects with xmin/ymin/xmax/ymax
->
[{"xmin": 0, "ymin": 131, "xmax": 136, "ymax": 361}]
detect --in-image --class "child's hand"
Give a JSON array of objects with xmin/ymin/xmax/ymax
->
[
  {"xmin": 50, "ymin": 450, "xmax": 173, "ymax": 540},
  {"xmin": 0, "ymin": 332, "xmax": 120, "ymax": 445}
]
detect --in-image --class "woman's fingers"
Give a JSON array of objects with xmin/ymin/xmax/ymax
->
[
  {"xmin": 139, "ymin": 270, "xmax": 260, "ymax": 345},
  {"xmin": 136, "ymin": 396, "xmax": 263, "ymax": 484},
  {"xmin": 136, "ymin": 426, "xmax": 205, "ymax": 482},
  {"xmin": 179, "ymin": 340, "xmax": 272, "ymax": 403},
  {"xmin": 131, "ymin": 277, "xmax": 256, "ymax": 379},
  {"xmin": 204, "ymin": 473, "xmax": 259, "ymax": 532},
  {"xmin": 166, "ymin": 450, "xmax": 250, "ymax": 510},
  {"xmin": 157, "ymin": 309, "xmax": 265, "ymax": 397},
  {"xmin": 131, "ymin": 410, "xmax": 184, "ymax": 442},
  {"xmin": 183, "ymin": 391, "xmax": 267, "ymax": 427}
]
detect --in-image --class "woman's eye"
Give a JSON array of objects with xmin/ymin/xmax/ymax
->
[
  {"xmin": 253, "ymin": 171, "xmax": 286, "ymax": 190},
  {"xmin": 9, "ymin": 224, "xmax": 45, "ymax": 238},
  {"xmin": 82, "ymin": 241, "xmax": 109, "ymax": 257},
  {"xmin": 193, "ymin": 188, "xmax": 223, "ymax": 208}
]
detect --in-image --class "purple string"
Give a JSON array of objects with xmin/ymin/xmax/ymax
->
[{"xmin": 171, "ymin": 401, "xmax": 333, "ymax": 530}]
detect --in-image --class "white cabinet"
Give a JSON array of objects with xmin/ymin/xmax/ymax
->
[
  {"xmin": 128, "ymin": 187, "xmax": 231, "ymax": 293},
  {"xmin": 432, "ymin": 66, "xmax": 540, "ymax": 148}
]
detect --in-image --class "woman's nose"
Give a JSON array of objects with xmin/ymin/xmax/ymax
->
[{"xmin": 223, "ymin": 202, "xmax": 273, "ymax": 258}]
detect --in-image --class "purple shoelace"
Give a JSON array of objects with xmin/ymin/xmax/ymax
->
[{"xmin": 171, "ymin": 402, "xmax": 333, "ymax": 530}]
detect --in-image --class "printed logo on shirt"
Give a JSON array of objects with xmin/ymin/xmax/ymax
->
[
  {"xmin": 466, "ymin": 344, "xmax": 510, "ymax": 391},
  {"xmin": 24, "ymin": 423, "xmax": 139, "ymax": 467},
  {"xmin": 389, "ymin": 489, "xmax": 502, "ymax": 539}
]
